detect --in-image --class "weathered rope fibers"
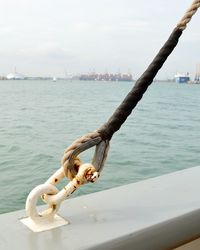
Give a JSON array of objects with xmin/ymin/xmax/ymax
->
[{"xmin": 98, "ymin": 0, "xmax": 200, "ymax": 141}]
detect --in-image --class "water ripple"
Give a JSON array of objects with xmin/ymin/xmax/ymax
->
[{"xmin": 0, "ymin": 80, "xmax": 200, "ymax": 214}]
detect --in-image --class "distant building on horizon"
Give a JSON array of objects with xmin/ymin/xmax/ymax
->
[{"xmin": 79, "ymin": 72, "xmax": 133, "ymax": 82}]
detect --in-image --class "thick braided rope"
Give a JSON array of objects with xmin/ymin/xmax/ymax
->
[
  {"xmin": 62, "ymin": 0, "xmax": 199, "ymax": 179},
  {"xmin": 97, "ymin": 0, "xmax": 199, "ymax": 141},
  {"xmin": 177, "ymin": 0, "xmax": 200, "ymax": 30}
]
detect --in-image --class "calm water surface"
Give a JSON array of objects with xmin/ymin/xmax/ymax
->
[{"xmin": 0, "ymin": 80, "xmax": 200, "ymax": 214}]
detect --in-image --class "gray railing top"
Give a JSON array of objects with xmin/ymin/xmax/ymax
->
[{"xmin": 1, "ymin": 166, "xmax": 200, "ymax": 250}]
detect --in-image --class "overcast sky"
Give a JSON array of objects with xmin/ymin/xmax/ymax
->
[{"xmin": 0, "ymin": 0, "xmax": 199, "ymax": 79}]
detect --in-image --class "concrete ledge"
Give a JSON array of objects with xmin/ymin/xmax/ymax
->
[{"xmin": 1, "ymin": 166, "xmax": 200, "ymax": 250}]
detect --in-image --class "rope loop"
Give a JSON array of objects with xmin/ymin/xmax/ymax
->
[{"xmin": 62, "ymin": 131, "xmax": 110, "ymax": 180}]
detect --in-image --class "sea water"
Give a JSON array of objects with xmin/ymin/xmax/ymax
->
[{"xmin": 0, "ymin": 80, "xmax": 200, "ymax": 214}]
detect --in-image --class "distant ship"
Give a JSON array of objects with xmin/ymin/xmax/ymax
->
[
  {"xmin": 174, "ymin": 73, "xmax": 190, "ymax": 83},
  {"xmin": 6, "ymin": 71, "xmax": 25, "ymax": 80},
  {"xmin": 52, "ymin": 77, "xmax": 57, "ymax": 82}
]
